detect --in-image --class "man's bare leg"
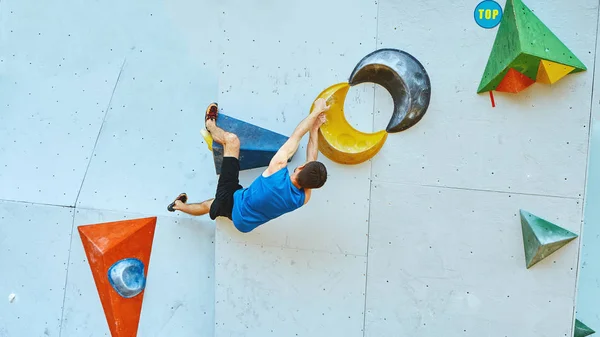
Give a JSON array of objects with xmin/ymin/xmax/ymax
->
[
  {"xmin": 205, "ymin": 103, "xmax": 240, "ymax": 158},
  {"xmin": 168, "ymin": 103, "xmax": 241, "ymax": 218},
  {"xmin": 173, "ymin": 198, "xmax": 214, "ymax": 216}
]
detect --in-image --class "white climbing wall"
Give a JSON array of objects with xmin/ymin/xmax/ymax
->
[
  {"xmin": 364, "ymin": 0, "xmax": 596, "ymax": 335},
  {"xmin": 0, "ymin": 0, "xmax": 218, "ymax": 336},
  {"xmin": 0, "ymin": 201, "xmax": 73, "ymax": 336},
  {"xmin": 214, "ymin": 0, "xmax": 598, "ymax": 336},
  {"xmin": 215, "ymin": 0, "xmax": 376, "ymax": 335},
  {"xmin": 575, "ymin": 12, "xmax": 600, "ymax": 333},
  {"xmin": 365, "ymin": 184, "xmax": 581, "ymax": 336},
  {"xmin": 1, "ymin": 0, "xmax": 599, "ymax": 336}
]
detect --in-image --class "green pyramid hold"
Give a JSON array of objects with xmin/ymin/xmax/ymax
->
[
  {"xmin": 575, "ymin": 319, "xmax": 596, "ymax": 337},
  {"xmin": 477, "ymin": 0, "xmax": 586, "ymax": 93},
  {"xmin": 520, "ymin": 209, "xmax": 578, "ymax": 269}
]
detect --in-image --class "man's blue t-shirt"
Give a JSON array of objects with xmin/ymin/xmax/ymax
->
[{"xmin": 231, "ymin": 167, "xmax": 305, "ymax": 233}]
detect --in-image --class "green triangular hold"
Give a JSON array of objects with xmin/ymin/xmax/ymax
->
[
  {"xmin": 519, "ymin": 209, "xmax": 578, "ymax": 269},
  {"xmin": 575, "ymin": 319, "xmax": 596, "ymax": 337},
  {"xmin": 477, "ymin": 0, "xmax": 586, "ymax": 93}
]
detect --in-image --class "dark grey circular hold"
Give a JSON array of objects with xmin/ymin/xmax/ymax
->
[{"xmin": 348, "ymin": 48, "xmax": 431, "ymax": 133}]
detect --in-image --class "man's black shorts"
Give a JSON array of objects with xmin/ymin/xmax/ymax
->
[{"xmin": 209, "ymin": 156, "xmax": 243, "ymax": 220}]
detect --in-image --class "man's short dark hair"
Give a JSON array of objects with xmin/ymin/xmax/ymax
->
[{"xmin": 297, "ymin": 161, "xmax": 327, "ymax": 189}]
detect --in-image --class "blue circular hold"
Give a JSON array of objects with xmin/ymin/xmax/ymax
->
[
  {"xmin": 107, "ymin": 258, "xmax": 146, "ymax": 298},
  {"xmin": 474, "ymin": 0, "xmax": 503, "ymax": 29}
]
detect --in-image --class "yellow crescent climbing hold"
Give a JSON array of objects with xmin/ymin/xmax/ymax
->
[{"xmin": 311, "ymin": 82, "xmax": 388, "ymax": 165}]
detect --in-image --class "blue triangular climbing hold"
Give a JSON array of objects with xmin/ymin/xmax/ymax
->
[{"xmin": 203, "ymin": 114, "xmax": 292, "ymax": 175}]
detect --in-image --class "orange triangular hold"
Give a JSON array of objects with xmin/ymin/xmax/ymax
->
[
  {"xmin": 78, "ymin": 217, "xmax": 157, "ymax": 337},
  {"xmin": 495, "ymin": 68, "xmax": 535, "ymax": 93},
  {"xmin": 536, "ymin": 59, "xmax": 575, "ymax": 84}
]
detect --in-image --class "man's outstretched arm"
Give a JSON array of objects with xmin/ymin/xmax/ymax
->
[
  {"xmin": 306, "ymin": 127, "xmax": 319, "ymax": 162},
  {"xmin": 266, "ymin": 99, "xmax": 329, "ymax": 173},
  {"xmin": 306, "ymin": 113, "xmax": 326, "ymax": 162},
  {"xmin": 301, "ymin": 114, "xmax": 326, "ymax": 204}
]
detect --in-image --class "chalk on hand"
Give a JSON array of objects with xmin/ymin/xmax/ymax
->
[{"xmin": 8, "ymin": 293, "xmax": 15, "ymax": 303}]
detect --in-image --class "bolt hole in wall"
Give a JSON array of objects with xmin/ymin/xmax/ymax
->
[{"xmin": 343, "ymin": 83, "xmax": 393, "ymax": 133}]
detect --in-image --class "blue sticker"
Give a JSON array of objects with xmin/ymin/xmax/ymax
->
[{"xmin": 474, "ymin": 0, "xmax": 503, "ymax": 29}]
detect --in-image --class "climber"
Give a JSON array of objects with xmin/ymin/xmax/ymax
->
[{"xmin": 167, "ymin": 99, "xmax": 330, "ymax": 233}]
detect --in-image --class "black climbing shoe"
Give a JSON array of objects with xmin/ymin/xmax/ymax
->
[{"xmin": 167, "ymin": 193, "xmax": 188, "ymax": 212}]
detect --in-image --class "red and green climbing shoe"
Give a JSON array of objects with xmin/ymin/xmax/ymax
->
[{"xmin": 205, "ymin": 103, "xmax": 218, "ymax": 123}]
